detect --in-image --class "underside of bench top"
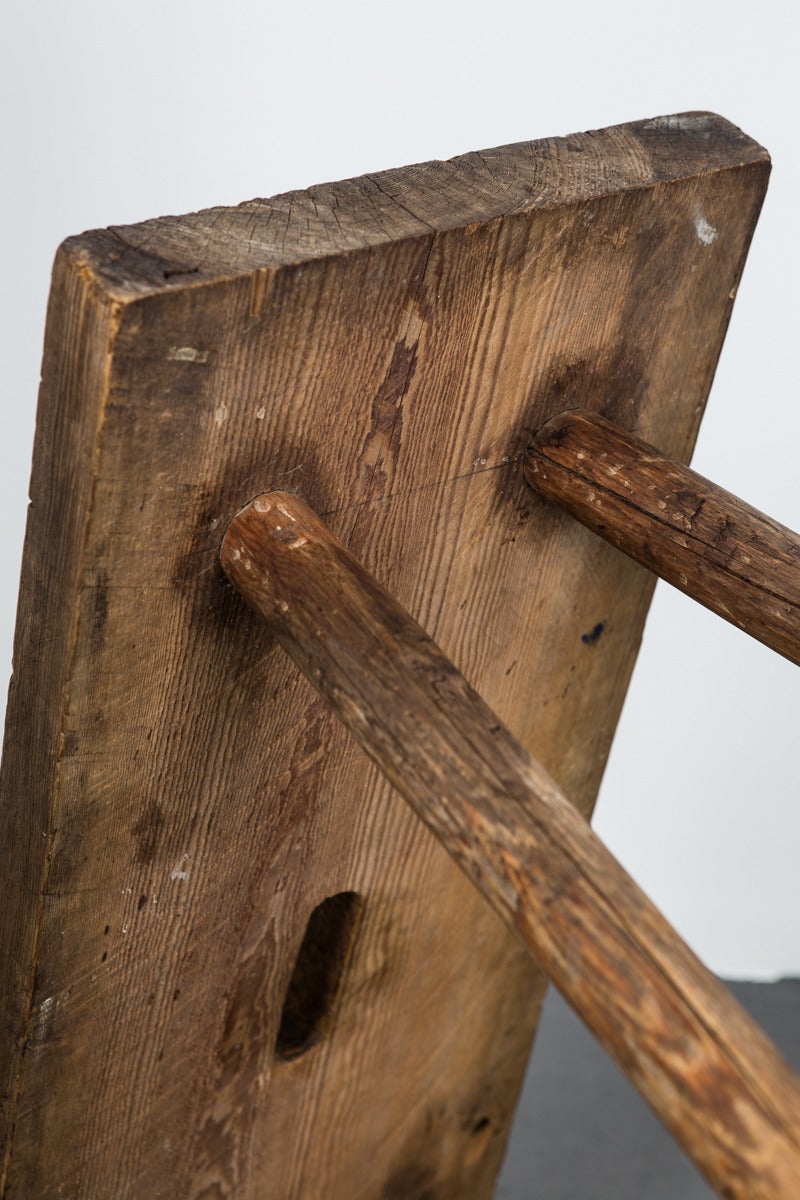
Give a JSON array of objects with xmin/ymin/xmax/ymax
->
[{"xmin": 0, "ymin": 114, "xmax": 769, "ymax": 1198}]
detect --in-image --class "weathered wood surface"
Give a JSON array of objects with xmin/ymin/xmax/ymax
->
[
  {"xmin": 525, "ymin": 409, "xmax": 800, "ymax": 664},
  {"xmin": 222, "ymin": 490, "xmax": 800, "ymax": 1200},
  {"xmin": 0, "ymin": 114, "xmax": 769, "ymax": 1198}
]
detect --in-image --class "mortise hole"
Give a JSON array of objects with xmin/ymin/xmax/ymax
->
[{"xmin": 275, "ymin": 890, "xmax": 361, "ymax": 1061}]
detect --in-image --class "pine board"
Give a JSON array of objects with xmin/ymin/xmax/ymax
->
[{"xmin": 0, "ymin": 113, "xmax": 769, "ymax": 1198}]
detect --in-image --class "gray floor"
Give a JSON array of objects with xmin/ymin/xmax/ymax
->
[{"xmin": 496, "ymin": 979, "xmax": 800, "ymax": 1198}]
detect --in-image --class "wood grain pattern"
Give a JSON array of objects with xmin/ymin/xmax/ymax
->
[
  {"xmin": 222, "ymin": 490, "xmax": 800, "ymax": 1200},
  {"xmin": 525, "ymin": 409, "xmax": 800, "ymax": 663},
  {"xmin": 0, "ymin": 114, "xmax": 770, "ymax": 1198}
]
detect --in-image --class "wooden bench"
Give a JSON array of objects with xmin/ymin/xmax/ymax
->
[{"xmin": 1, "ymin": 112, "xmax": 798, "ymax": 1199}]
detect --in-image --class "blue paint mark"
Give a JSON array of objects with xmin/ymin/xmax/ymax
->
[{"xmin": 581, "ymin": 622, "xmax": 605, "ymax": 645}]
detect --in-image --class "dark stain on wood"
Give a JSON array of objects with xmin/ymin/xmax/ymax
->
[
  {"xmin": 90, "ymin": 568, "xmax": 109, "ymax": 654},
  {"xmin": 372, "ymin": 339, "xmax": 418, "ymax": 433},
  {"xmin": 132, "ymin": 799, "xmax": 165, "ymax": 866},
  {"xmin": 217, "ymin": 941, "xmax": 274, "ymax": 1090},
  {"xmin": 382, "ymin": 1160, "xmax": 439, "ymax": 1200},
  {"xmin": 62, "ymin": 731, "xmax": 79, "ymax": 756}
]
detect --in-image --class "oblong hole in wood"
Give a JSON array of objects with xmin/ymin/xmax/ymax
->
[{"xmin": 275, "ymin": 891, "xmax": 361, "ymax": 1061}]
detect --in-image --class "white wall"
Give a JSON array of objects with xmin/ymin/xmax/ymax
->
[{"xmin": 2, "ymin": 0, "xmax": 797, "ymax": 978}]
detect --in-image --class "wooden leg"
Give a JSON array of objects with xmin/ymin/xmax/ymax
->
[
  {"xmin": 221, "ymin": 491, "xmax": 800, "ymax": 1200},
  {"xmin": 525, "ymin": 409, "xmax": 800, "ymax": 664}
]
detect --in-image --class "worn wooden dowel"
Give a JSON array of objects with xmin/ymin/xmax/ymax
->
[
  {"xmin": 525, "ymin": 409, "xmax": 800, "ymax": 664},
  {"xmin": 221, "ymin": 491, "xmax": 800, "ymax": 1200}
]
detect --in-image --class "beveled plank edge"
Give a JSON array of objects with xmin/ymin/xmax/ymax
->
[{"xmin": 59, "ymin": 113, "xmax": 769, "ymax": 301}]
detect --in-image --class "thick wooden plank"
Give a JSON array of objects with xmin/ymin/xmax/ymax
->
[
  {"xmin": 222, "ymin": 490, "xmax": 800, "ymax": 1200},
  {"xmin": 0, "ymin": 114, "xmax": 769, "ymax": 1198},
  {"xmin": 0, "ymin": 260, "xmax": 121, "ymax": 1186},
  {"xmin": 525, "ymin": 409, "xmax": 800, "ymax": 663}
]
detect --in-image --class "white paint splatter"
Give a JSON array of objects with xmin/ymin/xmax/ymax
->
[
  {"xmin": 256, "ymin": 407, "xmax": 266, "ymax": 420},
  {"xmin": 171, "ymin": 854, "xmax": 190, "ymax": 882},
  {"xmin": 214, "ymin": 405, "xmax": 229, "ymax": 426},
  {"xmin": 168, "ymin": 346, "xmax": 209, "ymax": 363},
  {"xmin": 695, "ymin": 215, "xmax": 718, "ymax": 246}
]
